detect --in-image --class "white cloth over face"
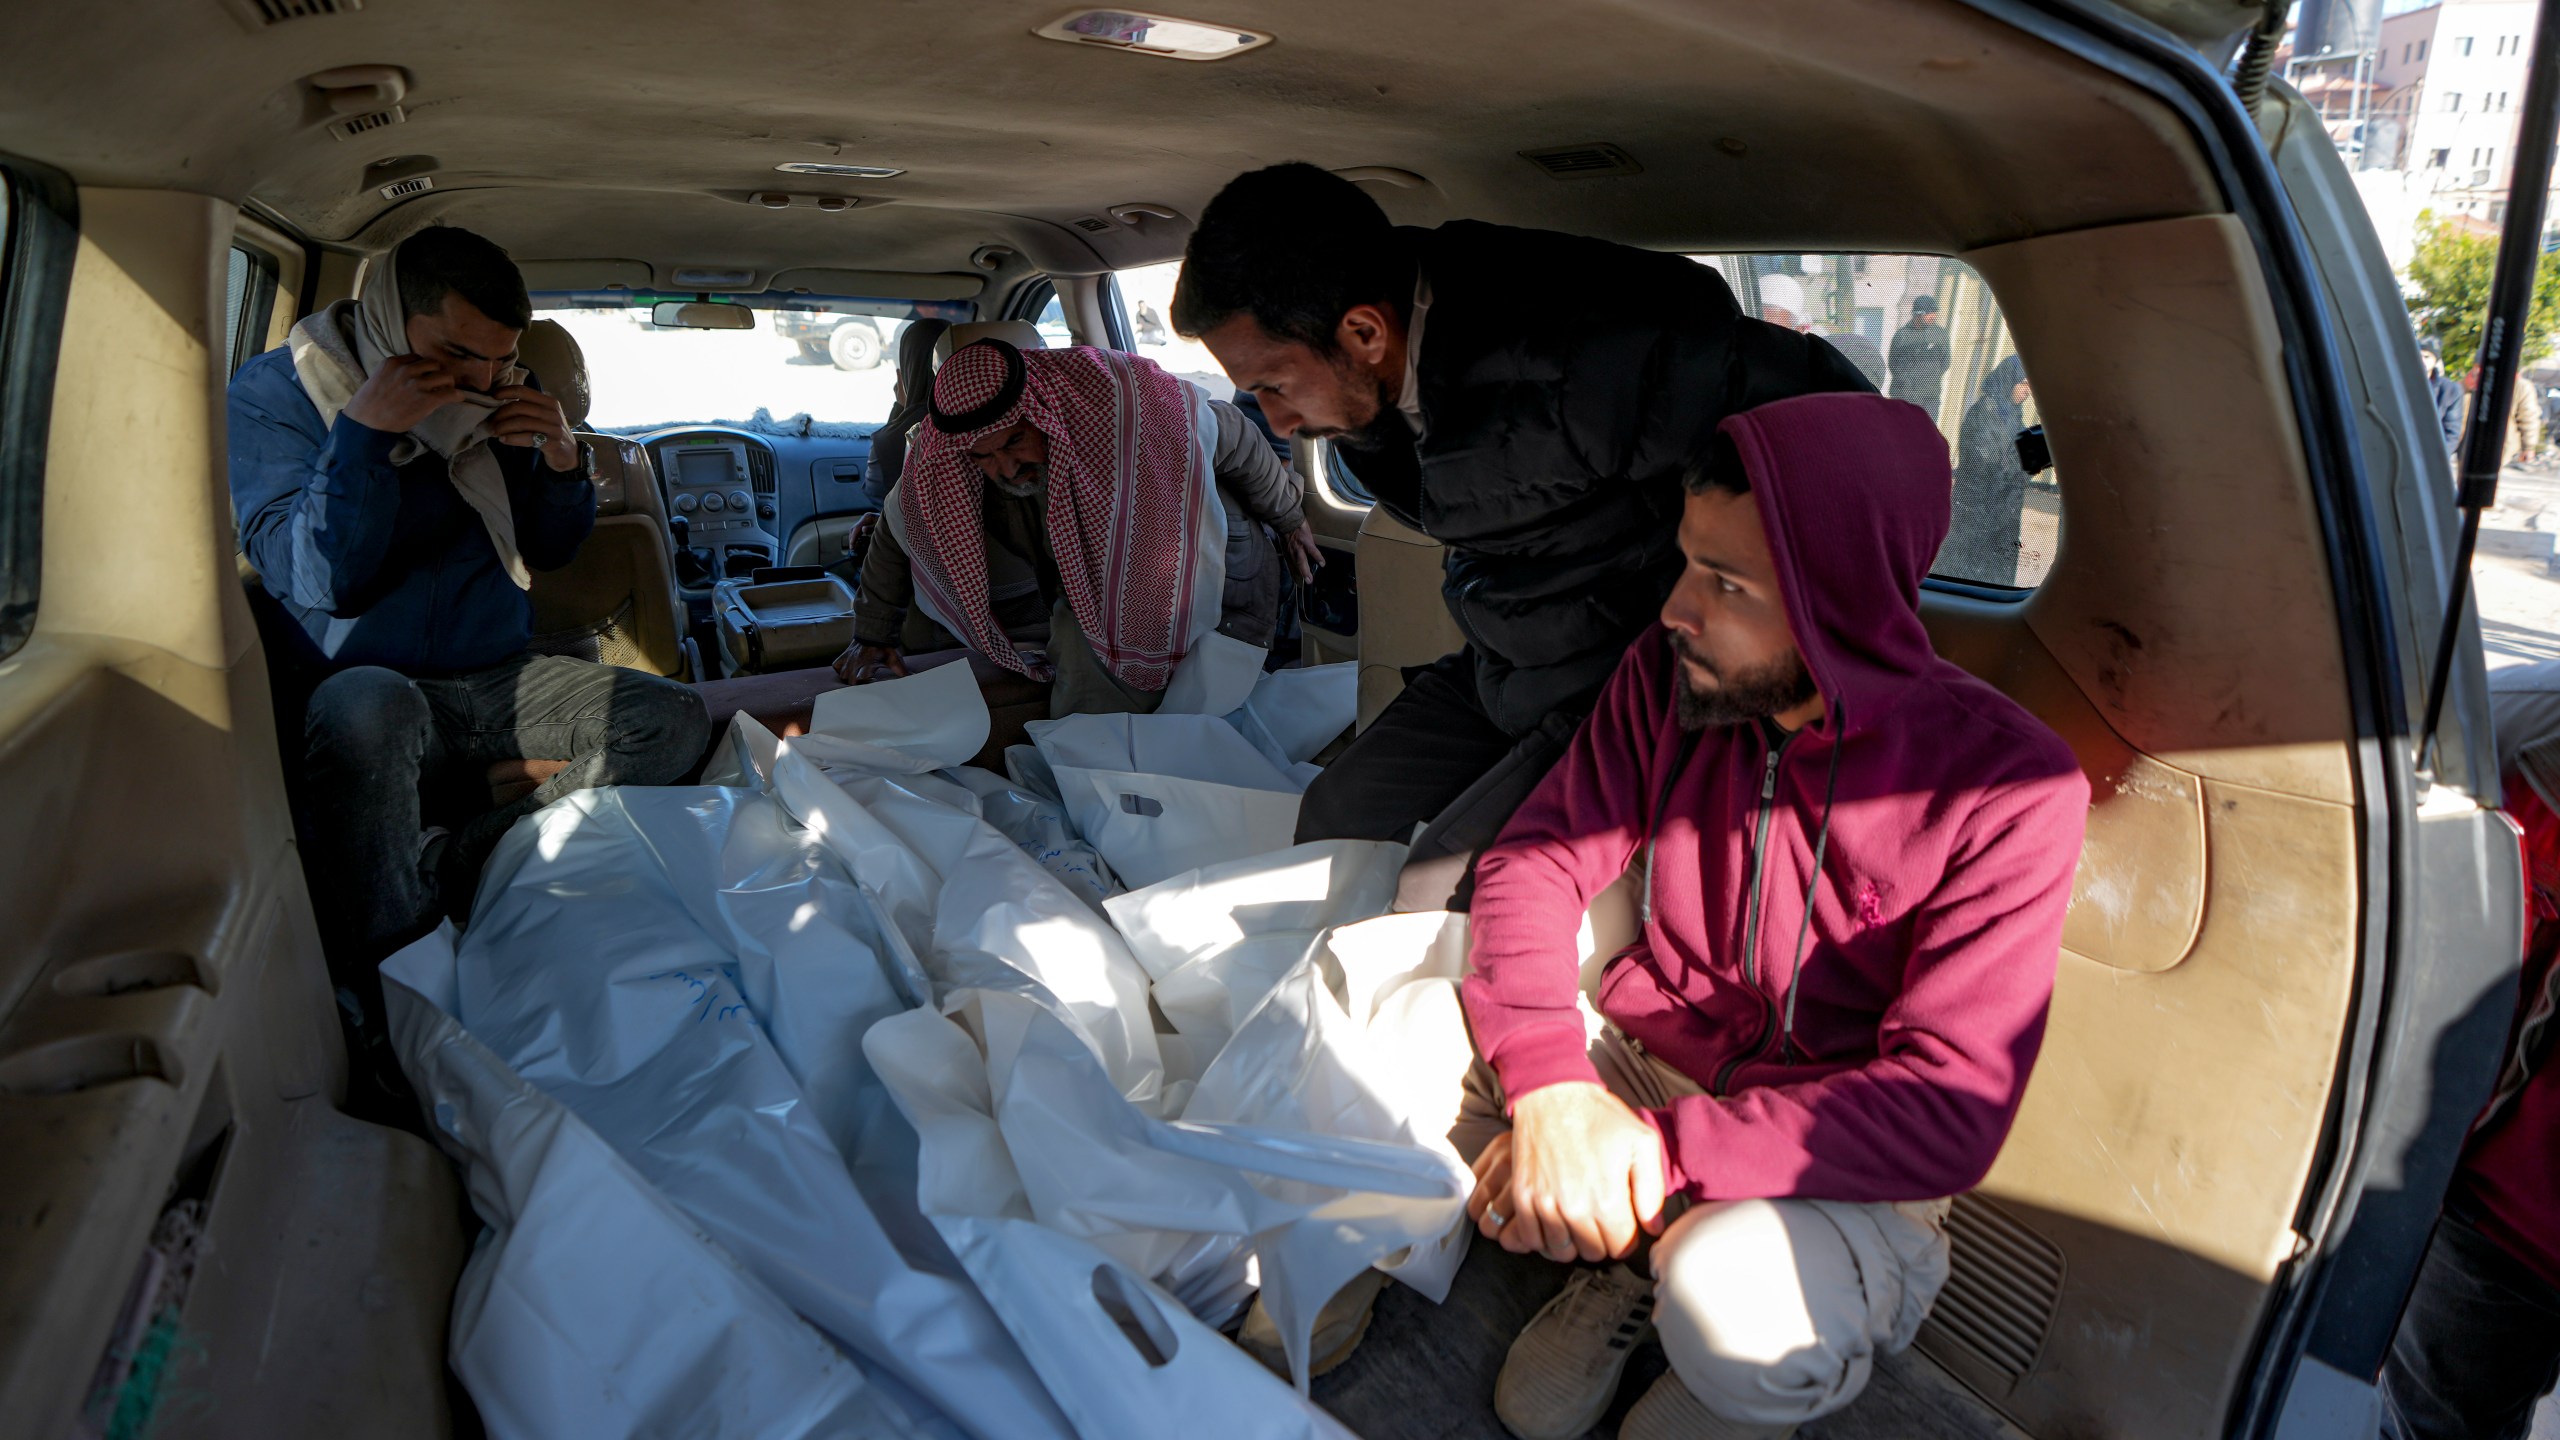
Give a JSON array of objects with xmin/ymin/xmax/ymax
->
[{"xmin": 286, "ymin": 242, "xmax": 533, "ymax": 588}]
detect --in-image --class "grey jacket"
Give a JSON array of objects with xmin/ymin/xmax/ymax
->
[{"xmin": 855, "ymin": 396, "xmax": 1304, "ymax": 651}]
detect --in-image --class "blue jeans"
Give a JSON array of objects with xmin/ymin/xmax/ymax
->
[
  {"xmin": 299, "ymin": 653, "xmax": 707, "ymax": 1010},
  {"xmin": 2382, "ymin": 1212, "xmax": 2560, "ymax": 1440}
]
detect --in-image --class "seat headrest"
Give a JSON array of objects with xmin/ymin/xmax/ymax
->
[
  {"xmin": 933, "ymin": 319, "xmax": 1048, "ymax": 369},
  {"xmin": 518, "ymin": 319, "xmax": 590, "ymax": 429}
]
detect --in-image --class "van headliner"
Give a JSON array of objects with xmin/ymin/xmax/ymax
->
[{"xmin": 0, "ymin": 0, "xmax": 2222, "ymax": 277}]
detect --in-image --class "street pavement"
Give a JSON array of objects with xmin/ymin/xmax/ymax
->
[{"xmin": 2481, "ymin": 460, "xmax": 2560, "ymax": 673}]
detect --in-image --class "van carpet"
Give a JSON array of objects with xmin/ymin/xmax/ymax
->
[{"xmin": 1309, "ymin": 1232, "xmax": 2012, "ymax": 1439}]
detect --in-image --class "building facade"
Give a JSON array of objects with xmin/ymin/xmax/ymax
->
[{"xmin": 2363, "ymin": 0, "xmax": 2542, "ymax": 221}]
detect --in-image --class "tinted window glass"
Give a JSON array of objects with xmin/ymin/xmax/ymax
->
[
  {"xmin": 223, "ymin": 247, "xmax": 249, "ymax": 368},
  {"xmin": 1691, "ymin": 253, "xmax": 2053, "ymax": 589},
  {"xmin": 0, "ymin": 166, "xmax": 78, "ymax": 660},
  {"xmin": 1111, "ymin": 259, "xmax": 1237, "ymax": 393},
  {"xmin": 220, "ymin": 243, "xmax": 281, "ymax": 377}
]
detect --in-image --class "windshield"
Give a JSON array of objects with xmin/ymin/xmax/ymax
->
[{"xmin": 533, "ymin": 293, "xmax": 968, "ymax": 431}]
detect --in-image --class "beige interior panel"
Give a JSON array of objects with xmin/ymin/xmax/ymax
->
[
  {"xmin": 1927, "ymin": 783, "xmax": 2357, "ymax": 1439},
  {"xmin": 1973, "ymin": 216, "xmax": 2355, "ymax": 804},
  {"xmin": 1926, "ymin": 600, "xmax": 2206, "ymax": 974},
  {"xmin": 1865, "ymin": 214, "xmax": 2366, "ymax": 1438},
  {"xmin": 0, "ymin": 191, "xmax": 459, "ymax": 1439},
  {"xmin": 1353, "ymin": 506, "xmax": 1463, "ymax": 731},
  {"xmin": 309, "ymin": 246, "xmax": 361, "ymax": 310}
]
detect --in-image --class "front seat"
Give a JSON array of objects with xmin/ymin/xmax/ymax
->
[
  {"xmin": 932, "ymin": 318, "xmax": 1047, "ymax": 366},
  {"xmin": 516, "ymin": 319, "xmax": 693, "ymax": 680}
]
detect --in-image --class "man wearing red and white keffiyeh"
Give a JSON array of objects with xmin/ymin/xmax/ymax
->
[{"xmin": 838, "ymin": 339, "xmax": 1319, "ymax": 716}]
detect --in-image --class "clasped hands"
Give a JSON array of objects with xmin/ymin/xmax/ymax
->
[{"xmin": 1467, "ymin": 1081, "xmax": 1670, "ymax": 1264}]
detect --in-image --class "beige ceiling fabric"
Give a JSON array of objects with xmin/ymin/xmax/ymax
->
[
  {"xmin": 0, "ymin": 2, "xmax": 2222, "ymax": 290},
  {"xmin": 287, "ymin": 249, "xmax": 533, "ymax": 589}
]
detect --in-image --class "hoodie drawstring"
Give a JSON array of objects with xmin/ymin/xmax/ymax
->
[
  {"xmin": 1639, "ymin": 707, "xmax": 1843, "ymax": 1070},
  {"xmin": 1777, "ymin": 711, "xmax": 1845, "ymax": 1065},
  {"xmin": 1639, "ymin": 729, "xmax": 1705, "ymax": 926}
]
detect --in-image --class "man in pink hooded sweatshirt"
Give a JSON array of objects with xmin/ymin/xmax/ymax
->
[{"xmin": 1445, "ymin": 391, "xmax": 2089, "ymax": 1438}]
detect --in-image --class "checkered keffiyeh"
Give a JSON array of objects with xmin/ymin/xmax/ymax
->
[{"xmin": 899, "ymin": 341, "xmax": 1206, "ymax": 689}]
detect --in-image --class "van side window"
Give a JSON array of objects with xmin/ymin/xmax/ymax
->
[
  {"xmin": 223, "ymin": 242, "xmax": 281, "ymax": 376},
  {"xmin": 1105, "ymin": 257, "xmax": 1372, "ymax": 503},
  {"xmin": 1106, "ymin": 259, "xmax": 1234, "ymax": 391},
  {"xmin": 0, "ymin": 164, "xmax": 77, "ymax": 661},
  {"xmin": 1009, "ymin": 278, "xmax": 1073, "ymax": 348},
  {"xmin": 1691, "ymin": 252, "xmax": 2054, "ymax": 589}
]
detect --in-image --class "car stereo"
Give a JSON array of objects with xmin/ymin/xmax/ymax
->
[{"xmin": 664, "ymin": 441, "xmax": 757, "ymax": 531}]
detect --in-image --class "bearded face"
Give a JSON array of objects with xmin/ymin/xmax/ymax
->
[{"xmin": 1671, "ymin": 630, "xmax": 1817, "ymax": 731}]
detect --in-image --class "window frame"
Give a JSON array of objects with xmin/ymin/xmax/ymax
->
[
  {"xmin": 1307, "ymin": 436, "xmax": 1375, "ymax": 509},
  {"xmin": 1004, "ymin": 275, "xmax": 1075, "ymax": 345},
  {"xmin": 1094, "ymin": 270, "xmax": 1138, "ymax": 351},
  {"xmin": 221, "ymin": 241, "xmax": 280, "ymax": 378},
  {"xmin": 1691, "ymin": 250, "xmax": 2049, "ymax": 593},
  {"xmin": 0, "ymin": 156, "xmax": 78, "ymax": 663}
]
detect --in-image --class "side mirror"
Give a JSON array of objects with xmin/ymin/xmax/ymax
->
[{"xmin": 652, "ymin": 300, "xmax": 753, "ymax": 331}]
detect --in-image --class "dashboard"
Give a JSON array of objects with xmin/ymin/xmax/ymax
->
[{"xmin": 633, "ymin": 425, "xmax": 880, "ymax": 591}]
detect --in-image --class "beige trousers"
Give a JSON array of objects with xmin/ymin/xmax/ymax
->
[{"xmin": 1373, "ymin": 977, "xmax": 1954, "ymax": 1428}]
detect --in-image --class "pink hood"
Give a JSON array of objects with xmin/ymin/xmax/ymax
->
[{"xmin": 1463, "ymin": 392, "xmax": 2089, "ymax": 1202}]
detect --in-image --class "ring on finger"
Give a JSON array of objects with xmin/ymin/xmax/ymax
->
[{"xmin": 1483, "ymin": 1207, "xmax": 1507, "ymax": 1230}]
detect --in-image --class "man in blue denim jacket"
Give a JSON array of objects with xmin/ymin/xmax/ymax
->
[{"xmin": 229, "ymin": 227, "xmax": 704, "ymax": 1063}]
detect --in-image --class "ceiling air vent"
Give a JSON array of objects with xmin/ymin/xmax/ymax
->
[
  {"xmin": 1519, "ymin": 142, "xmax": 1644, "ymax": 180},
  {"xmin": 1071, "ymin": 216, "xmax": 1114, "ymax": 233},
  {"xmin": 745, "ymin": 191, "xmax": 860, "ymax": 211},
  {"xmin": 223, "ymin": 0, "xmax": 361, "ymax": 30},
  {"xmin": 329, "ymin": 106, "xmax": 405, "ymax": 142},
  {"xmin": 377, "ymin": 176, "xmax": 433, "ymax": 201}
]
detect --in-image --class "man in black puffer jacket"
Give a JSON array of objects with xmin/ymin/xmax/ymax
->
[{"xmin": 1175, "ymin": 163, "xmax": 1871, "ymax": 909}]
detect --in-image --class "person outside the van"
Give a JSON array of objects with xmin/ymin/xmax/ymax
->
[
  {"xmin": 2421, "ymin": 341, "xmax": 2465, "ymax": 459},
  {"xmin": 2513, "ymin": 370, "xmax": 2545, "ymax": 466},
  {"xmin": 2383, "ymin": 658, "xmax": 2560, "ymax": 1440},
  {"xmin": 1943, "ymin": 354, "xmax": 2034, "ymax": 585},
  {"xmin": 1297, "ymin": 393, "xmax": 2088, "ymax": 1437},
  {"xmin": 860, "ymin": 317, "xmax": 953, "ymax": 511},
  {"xmin": 1173, "ymin": 162, "xmax": 1872, "ymax": 910},
  {"xmin": 1888, "ymin": 294, "xmax": 1952, "ymax": 414},
  {"xmin": 227, "ymin": 226, "xmax": 709, "ymax": 1058},
  {"xmin": 833, "ymin": 339, "xmax": 1319, "ymax": 716}
]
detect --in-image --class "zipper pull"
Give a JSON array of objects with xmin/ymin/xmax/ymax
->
[{"xmin": 1761, "ymin": 748, "xmax": 1782, "ymax": 801}]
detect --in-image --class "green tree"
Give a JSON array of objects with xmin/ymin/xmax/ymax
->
[{"xmin": 2405, "ymin": 211, "xmax": 2560, "ymax": 377}]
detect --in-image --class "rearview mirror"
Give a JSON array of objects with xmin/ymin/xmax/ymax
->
[{"xmin": 652, "ymin": 301, "xmax": 753, "ymax": 331}]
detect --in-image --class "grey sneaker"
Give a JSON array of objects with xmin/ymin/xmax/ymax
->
[
  {"xmin": 1618, "ymin": 1369, "xmax": 1798, "ymax": 1440},
  {"xmin": 1236, "ymin": 1267, "xmax": 1391, "ymax": 1384},
  {"xmin": 1493, "ymin": 1263, "xmax": 1656, "ymax": 1440}
]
